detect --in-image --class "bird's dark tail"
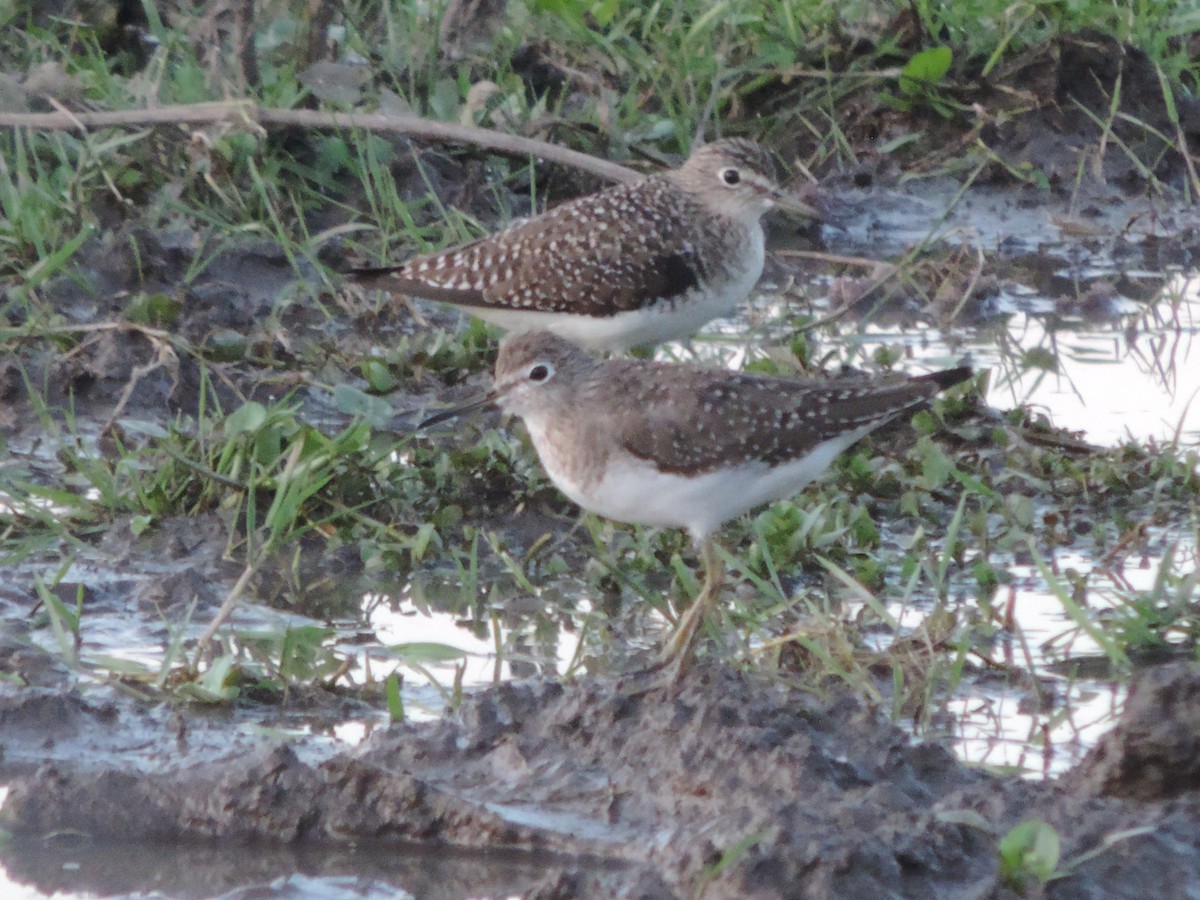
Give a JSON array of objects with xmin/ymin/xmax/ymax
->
[
  {"xmin": 921, "ymin": 366, "xmax": 975, "ymax": 391},
  {"xmin": 346, "ymin": 265, "xmax": 402, "ymax": 278}
]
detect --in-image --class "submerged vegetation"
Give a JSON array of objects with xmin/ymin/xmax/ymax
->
[{"xmin": 0, "ymin": 0, "xmax": 1197, "ymax": 783}]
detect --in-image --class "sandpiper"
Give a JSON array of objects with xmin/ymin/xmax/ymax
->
[
  {"xmin": 423, "ymin": 331, "xmax": 973, "ymax": 678},
  {"xmin": 352, "ymin": 139, "xmax": 819, "ymax": 352}
]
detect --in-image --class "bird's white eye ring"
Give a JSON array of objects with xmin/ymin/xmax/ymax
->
[
  {"xmin": 528, "ymin": 362, "xmax": 554, "ymax": 382},
  {"xmin": 720, "ymin": 167, "xmax": 741, "ymax": 186}
]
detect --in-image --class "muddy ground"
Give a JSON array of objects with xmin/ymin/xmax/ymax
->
[
  {"xmin": 2, "ymin": 24, "xmax": 1200, "ymax": 900},
  {"xmin": 6, "ymin": 663, "xmax": 1200, "ymax": 898}
]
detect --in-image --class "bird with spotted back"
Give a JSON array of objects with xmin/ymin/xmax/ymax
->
[
  {"xmin": 352, "ymin": 139, "xmax": 819, "ymax": 352},
  {"xmin": 422, "ymin": 331, "xmax": 974, "ymax": 680}
]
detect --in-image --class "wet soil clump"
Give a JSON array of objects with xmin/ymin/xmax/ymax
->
[
  {"xmin": 1069, "ymin": 663, "xmax": 1200, "ymax": 803},
  {"xmin": 7, "ymin": 663, "xmax": 1200, "ymax": 898}
]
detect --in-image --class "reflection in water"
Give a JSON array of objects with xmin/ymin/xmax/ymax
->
[
  {"xmin": 0, "ymin": 833, "xmax": 608, "ymax": 900},
  {"xmin": 360, "ymin": 574, "xmax": 590, "ymax": 719},
  {"xmin": 941, "ymin": 680, "xmax": 1123, "ymax": 778},
  {"xmin": 815, "ymin": 182, "xmax": 1200, "ymax": 445},
  {"xmin": 987, "ymin": 276, "xmax": 1199, "ymax": 444},
  {"xmin": 703, "ymin": 272, "xmax": 1199, "ymax": 447}
]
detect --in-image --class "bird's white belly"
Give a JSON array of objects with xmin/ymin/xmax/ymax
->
[{"xmin": 535, "ymin": 421, "xmax": 874, "ymax": 541}]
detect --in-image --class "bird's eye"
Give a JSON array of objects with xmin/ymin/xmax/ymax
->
[
  {"xmin": 720, "ymin": 168, "xmax": 741, "ymax": 186},
  {"xmin": 528, "ymin": 363, "xmax": 553, "ymax": 382}
]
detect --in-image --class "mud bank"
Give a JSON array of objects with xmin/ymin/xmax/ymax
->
[{"xmin": 5, "ymin": 663, "xmax": 1200, "ymax": 898}]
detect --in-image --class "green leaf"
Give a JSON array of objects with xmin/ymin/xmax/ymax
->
[
  {"xmin": 592, "ymin": 0, "xmax": 621, "ymax": 26},
  {"xmin": 332, "ymin": 383, "xmax": 395, "ymax": 428},
  {"xmin": 225, "ymin": 402, "xmax": 269, "ymax": 436},
  {"xmin": 999, "ymin": 820, "xmax": 1061, "ymax": 886},
  {"xmin": 278, "ymin": 626, "xmax": 338, "ymax": 681},
  {"xmin": 899, "ymin": 46, "xmax": 953, "ymax": 96},
  {"xmin": 386, "ymin": 673, "xmax": 404, "ymax": 723},
  {"xmin": 410, "ymin": 522, "xmax": 439, "ymax": 564},
  {"xmin": 1006, "ymin": 494, "xmax": 1034, "ymax": 528},
  {"xmin": 125, "ymin": 292, "xmax": 183, "ymax": 327},
  {"xmin": 851, "ymin": 510, "xmax": 880, "ymax": 548},
  {"xmin": 911, "ymin": 409, "xmax": 937, "ymax": 435},
  {"xmin": 921, "ymin": 444, "xmax": 954, "ymax": 488},
  {"xmin": 203, "ymin": 328, "xmax": 248, "ymax": 361},
  {"xmin": 973, "ymin": 559, "xmax": 999, "ymax": 593},
  {"xmin": 384, "ymin": 642, "xmax": 468, "ymax": 664},
  {"xmin": 177, "ymin": 656, "xmax": 240, "ymax": 703},
  {"xmin": 36, "ymin": 577, "xmax": 82, "ymax": 666},
  {"xmin": 531, "ymin": 0, "xmax": 585, "ymax": 17},
  {"xmin": 87, "ymin": 654, "xmax": 155, "ymax": 678},
  {"xmin": 359, "ymin": 358, "xmax": 398, "ymax": 393}
]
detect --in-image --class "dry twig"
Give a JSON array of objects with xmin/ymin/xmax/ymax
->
[{"xmin": 0, "ymin": 101, "xmax": 641, "ymax": 183}]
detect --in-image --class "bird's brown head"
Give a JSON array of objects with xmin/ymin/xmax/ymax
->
[
  {"xmin": 673, "ymin": 138, "xmax": 817, "ymax": 220},
  {"xmin": 417, "ymin": 330, "xmax": 595, "ymax": 429},
  {"xmin": 490, "ymin": 331, "xmax": 601, "ymax": 419}
]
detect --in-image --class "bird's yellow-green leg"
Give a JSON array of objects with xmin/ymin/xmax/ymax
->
[{"xmin": 659, "ymin": 538, "xmax": 724, "ymax": 682}]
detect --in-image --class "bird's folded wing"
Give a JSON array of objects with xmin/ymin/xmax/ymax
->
[
  {"xmin": 618, "ymin": 373, "xmax": 948, "ymax": 473},
  {"xmin": 351, "ymin": 183, "xmax": 706, "ymax": 316}
]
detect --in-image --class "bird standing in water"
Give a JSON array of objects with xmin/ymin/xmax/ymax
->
[{"xmin": 423, "ymin": 331, "xmax": 973, "ymax": 679}]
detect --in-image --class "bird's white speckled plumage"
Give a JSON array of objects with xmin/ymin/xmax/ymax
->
[
  {"xmin": 487, "ymin": 331, "xmax": 973, "ymax": 540},
  {"xmin": 353, "ymin": 139, "xmax": 801, "ymax": 351}
]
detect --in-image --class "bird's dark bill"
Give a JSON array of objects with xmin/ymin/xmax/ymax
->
[{"xmin": 418, "ymin": 393, "xmax": 496, "ymax": 428}]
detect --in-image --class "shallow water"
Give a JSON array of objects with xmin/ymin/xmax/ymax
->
[{"xmin": 2, "ymin": 818, "xmax": 606, "ymax": 900}]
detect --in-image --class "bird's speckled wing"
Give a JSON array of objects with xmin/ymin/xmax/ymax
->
[
  {"xmin": 617, "ymin": 368, "xmax": 960, "ymax": 474},
  {"xmin": 352, "ymin": 178, "xmax": 709, "ymax": 317}
]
